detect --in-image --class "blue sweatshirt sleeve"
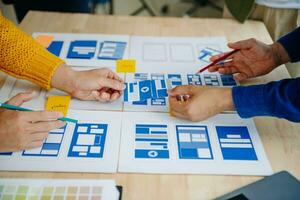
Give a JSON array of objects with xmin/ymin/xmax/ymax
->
[
  {"xmin": 277, "ymin": 26, "xmax": 300, "ymax": 62},
  {"xmin": 232, "ymin": 78, "xmax": 300, "ymax": 122}
]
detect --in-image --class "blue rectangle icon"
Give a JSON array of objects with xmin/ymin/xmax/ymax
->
[
  {"xmin": 68, "ymin": 123, "xmax": 107, "ymax": 158},
  {"xmin": 47, "ymin": 41, "xmax": 63, "ymax": 57},
  {"xmin": 22, "ymin": 125, "xmax": 66, "ymax": 157},
  {"xmin": 187, "ymin": 74, "xmax": 202, "ymax": 85},
  {"xmin": 67, "ymin": 40, "xmax": 97, "ymax": 59},
  {"xmin": 135, "ymin": 124, "xmax": 169, "ymax": 159},
  {"xmin": 216, "ymin": 126, "xmax": 258, "ymax": 161},
  {"xmin": 203, "ymin": 74, "xmax": 220, "ymax": 86},
  {"xmin": 176, "ymin": 125, "xmax": 213, "ymax": 159},
  {"xmin": 98, "ymin": 41, "xmax": 126, "ymax": 60},
  {"xmin": 221, "ymin": 75, "xmax": 237, "ymax": 86},
  {"xmin": 167, "ymin": 74, "xmax": 182, "ymax": 87}
]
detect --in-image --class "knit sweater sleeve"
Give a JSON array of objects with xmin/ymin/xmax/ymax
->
[{"xmin": 0, "ymin": 14, "xmax": 64, "ymax": 89}]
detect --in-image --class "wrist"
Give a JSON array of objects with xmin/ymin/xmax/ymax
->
[
  {"xmin": 270, "ymin": 42, "xmax": 290, "ymax": 67},
  {"xmin": 220, "ymin": 88, "xmax": 235, "ymax": 111},
  {"xmin": 51, "ymin": 63, "xmax": 78, "ymax": 94}
]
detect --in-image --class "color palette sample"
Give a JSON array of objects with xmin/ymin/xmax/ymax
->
[{"xmin": 0, "ymin": 179, "xmax": 119, "ymax": 200}]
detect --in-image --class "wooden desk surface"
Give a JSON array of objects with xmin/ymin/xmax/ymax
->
[{"xmin": 0, "ymin": 11, "xmax": 299, "ymax": 200}]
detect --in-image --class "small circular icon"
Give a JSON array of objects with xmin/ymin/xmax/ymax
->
[
  {"xmin": 141, "ymin": 87, "xmax": 149, "ymax": 93},
  {"xmin": 148, "ymin": 150, "xmax": 158, "ymax": 157}
]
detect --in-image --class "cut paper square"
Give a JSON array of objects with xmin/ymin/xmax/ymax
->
[
  {"xmin": 98, "ymin": 41, "xmax": 126, "ymax": 60},
  {"xmin": 46, "ymin": 96, "xmax": 71, "ymax": 117},
  {"xmin": 116, "ymin": 60, "xmax": 136, "ymax": 73},
  {"xmin": 35, "ymin": 35, "xmax": 54, "ymax": 48},
  {"xmin": 67, "ymin": 40, "xmax": 97, "ymax": 59}
]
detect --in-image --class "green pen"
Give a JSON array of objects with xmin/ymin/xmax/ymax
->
[{"xmin": 0, "ymin": 102, "xmax": 77, "ymax": 123}]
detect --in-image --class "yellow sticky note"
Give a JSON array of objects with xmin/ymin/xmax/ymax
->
[
  {"xmin": 46, "ymin": 96, "xmax": 71, "ymax": 117},
  {"xmin": 116, "ymin": 60, "xmax": 136, "ymax": 73},
  {"xmin": 35, "ymin": 35, "xmax": 54, "ymax": 48}
]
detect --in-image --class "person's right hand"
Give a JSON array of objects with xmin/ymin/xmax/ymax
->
[
  {"xmin": 0, "ymin": 91, "xmax": 65, "ymax": 152},
  {"xmin": 208, "ymin": 38, "xmax": 290, "ymax": 81}
]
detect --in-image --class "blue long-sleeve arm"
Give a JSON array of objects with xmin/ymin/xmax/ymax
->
[
  {"xmin": 233, "ymin": 78, "xmax": 300, "ymax": 122},
  {"xmin": 232, "ymin": 27, "xmax": 300, "ymax": 122}
]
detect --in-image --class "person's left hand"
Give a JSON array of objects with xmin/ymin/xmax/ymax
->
[
  {"xmin": 168, "ymin": 85, "xmax": 235, "ymax": 121},
  {"xmin": 51, "ymin": 64, "xmax": 124, "ymax": 102}
]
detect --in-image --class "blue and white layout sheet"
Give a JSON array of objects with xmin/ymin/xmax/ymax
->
[
  {"xmin": 118, "ymin": 112, "xmax": 272, "ymax": 175},
  {"xmin": 0, "ymin": 110, "xmax": 122, "ymax": 173},
  {"xmin": 32, "ymin": 32, "xmax": 130, "ymax": 68},
  {"xmin": 123, "ymin": 72, "xmax": 238, "ymax": 112},
  {"xmin": 0, "ymin": 74, "xmax": 124, "ymax": 111},
  {"xmin": 129, "ymin": 36, "xmax": 228, "ymax": 73}
]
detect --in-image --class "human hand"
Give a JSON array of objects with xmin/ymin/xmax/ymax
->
[
  {"xmin": 51, "ymin": 64, "xmax": 124, "ymax": 102},
  {"xmin": 168, "ymin": 85, "xmax": 234, "ymax": 122},
  {"xmin": 208, "ymin": 39, "xmax": 290, "ymax": 81},
  {"xmin": 0, "ymin": 91, "xmax": 65, "ymax": 152}
]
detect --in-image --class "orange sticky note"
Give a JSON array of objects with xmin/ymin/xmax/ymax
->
[
  {"xmin": 116, "ymin": 60, "xmax": 136, "ymax": 73},
  {"xmin": 46, "ymin": 96, "xmax": 71, "ymax": 117},
  {"xmin": 35, "ymin": 35, "xmax": 54, "ymax": 48}
]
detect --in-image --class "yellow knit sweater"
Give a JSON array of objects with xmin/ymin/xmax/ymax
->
[{"xmin": 0, "ymin": 14, "xmax": 64, "ymax": 89}]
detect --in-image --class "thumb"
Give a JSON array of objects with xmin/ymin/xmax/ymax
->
[
  {"xmin": 168, "ymin": 85, "xmax": 194, "ymax": 96},
  {"xmin": 99, "ymin": 77, "xmax": 125, "ymax": 91},
  {"xmin": 228, "ymin": 38, "xmax": 255, "ymax": 50},
  {"xmin": 6, "ymin": 91, "xmax": 36, "ymax": 106}
]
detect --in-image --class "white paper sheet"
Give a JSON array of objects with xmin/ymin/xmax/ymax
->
[
  {"xmin": 118, "ymin": 112, "xmax": 272, "ymax": 176},
  {"xmin": 0, "ymin": 110, "xmax": 122, "ymax": 173},
  {"xmin": 129, "ymin": 36, "xmax": 228, "ymax": 73}
]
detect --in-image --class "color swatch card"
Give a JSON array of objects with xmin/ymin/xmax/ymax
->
[
  {"xmin": 118, "ymin": 112, "xmax": 272, "ymax": 175},
  {"xmin": 0, "ymin": 110, "xmax": 122, "ymax": 173},
  {"xmin": 0, "ymin": 178, "xmax": 119, "ymax": 200}
]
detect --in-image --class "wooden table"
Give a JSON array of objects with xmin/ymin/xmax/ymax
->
[{"xmin": 0, "ymin": 11, "xmax": 299, "ymax": 200}]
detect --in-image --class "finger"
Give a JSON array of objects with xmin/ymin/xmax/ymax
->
[
  {"xmin": 109, "ymin": 91, "xmax": 121, "ymax": 101},
  {"xmin": 228, "ymin": 38, "xmax": 256, "ymax": 50},
  {"xmin": 233, "ymin": 73, "xmax": 249, "ymax": 82},
  {"xmin": 99, "ymin": 92, "xmax": 110, "ymax": 102},
  {"xmin": 210, "ymin": 53, "xmax": 226, "ymax": 62},
  {"xmin": 22, "ymin": 111, "xmax": 64, "ymax": 122},
  {"xmin": 26, "ymin": 140, "xmax": 44, "ymax": 149},
  {"xmin": 169, "ymin": 96, "xmax": 188, "ymax": 113},
  {"xmin": 28, "ymin": 120, "xmax": 66, "ymax": 133},
  {"xmin": 30, "ymin": 132, "xmax": 49, "ymax": 141},
  {"xmin": 218, "ymin": 66, "xmax": 239, "ymax": 74},
  {"xmin": 167, "ymin": 85, "xmax": 194, "ymax": 96},
  {"xmin": 99, "ymin": 77, "xmax": 125, "ymax": 91},
  {"xmin": 6, "ymin": 91, "xmax": 36, "ymax": 106}
]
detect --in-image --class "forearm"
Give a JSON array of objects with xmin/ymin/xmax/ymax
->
[
  {"xmin": 232, "ymin": 78, "xmax": 300, "ymax": 122},
  {"xmin": 0, "ymin": 14, "xmax": 64, "ymax": 89},
  {"xmin": 277, "ymin": 27, "xmax": 300, "ymax": 63}
]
